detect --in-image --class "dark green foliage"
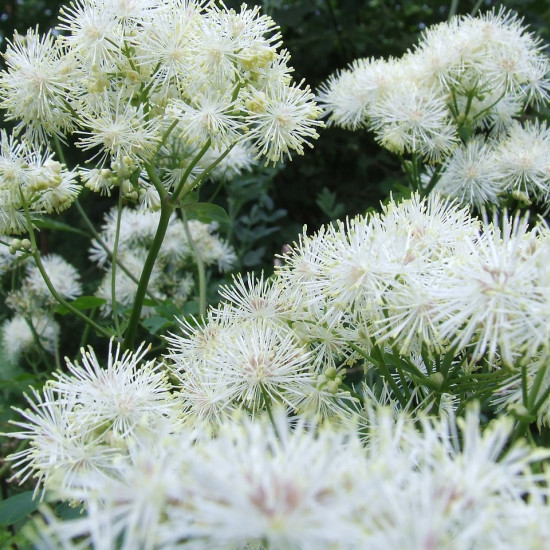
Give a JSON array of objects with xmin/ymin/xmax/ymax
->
[{"xmin": 0, "ymin": 0, "xmax": 65, "ymax": 55}]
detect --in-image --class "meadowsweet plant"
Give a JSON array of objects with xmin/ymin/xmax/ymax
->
[
  {"xmin": 7, "ymin": 192, "xmax": 550, "ymax": 547},
  {"xmin": 319, "ymin": 8, "xmax": 550, "ymax": 209},
  {"xmin": 0, "ymin": 0, "xmax": 323, "ymax": 349},
  {"xmin": 4, "ymin": 4, "xmax": 550, "ymax": 549},
  {"xmin": 9, "ymin": 377, "xmax": 550, "ymax": 548}
]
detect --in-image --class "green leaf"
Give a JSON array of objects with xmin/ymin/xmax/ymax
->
[
  {"xmin": 180, "ymin": 191, "xmax": 199, "ymax": 206},
  {"xmin": 33, "ymin": 218, "xmax": 88, "ymax": 237},
  {"xmin": 316, "ymin": 187, "xmax": 345, "ymax": 219},
  {"xmin": 55, "ymin": 296, "xmax": 106, "ymax": 315},
  {"xmin": 0, "ymin": 492, "xmax": 40, "ymax": 526},
  {"xmin": 54, "ymin": 501, "xmax": 84, "ymax": 520},
  {"xmin": 141, "ymin": 315, "xmax": 172, "ymax": 335},
  {"xmin": 183, "ymin": 202, "xmax": 229, "ymax": 225}
]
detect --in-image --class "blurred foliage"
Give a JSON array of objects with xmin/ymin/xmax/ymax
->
[{"xmin": 0, "ymin": 0, "xmax": 65, "ymax": 52}]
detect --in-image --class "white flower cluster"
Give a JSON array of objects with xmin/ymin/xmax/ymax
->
[
  {"xmin": 0, "ymin": 131, "xmax": 79, "ymax": 234},
  {"xmin": 166, "ymin": 193, "xmax": 550, "ymax": 423},
  {"xmin": 0, "ymin": 0, "xmax": 323, "ymax": 211},
  {"xmin": 3, "ymin": 194, "xmax": 549, "ymax": 421},
  {"xmin": 89, "ymin": 206, "xmax": 236, "ymax": 315},
  {"xmin": 279, "ymin": 193, "xmax": 550, "ymax": 367},
  {"xmin": 7, "ymin": 192, "xmax": 550, "ymax": 546},
  {"xmin": 2, "ymin": 253, "xmax": 82, "ymax": 363},
  {"xmin": 8, "ymin": 359, "xmax": 550, "ymax": 549},
  {"xmin": 319, "ymin": 9, "xmax": 550, "ymax": 208}
]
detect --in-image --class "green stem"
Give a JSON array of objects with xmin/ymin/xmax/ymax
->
[
  {"xmin": 157, "ymin": 119, "xmax": 179, "ymax": 154},
  {"xmin": 470, "ymin": 0, "xmax": 484, "ymax": 16},
  {"xmin": 471, "ymin": 88, "xmax": 507, "ymax": 122},
  {"xmin": 521, "ymin": 365, "xmax": 529, "ymax": 408},
  {"xmin": 533, "ymin": 384, "xmax": 550, "ymax": 414},
  {"xmin": 110, "ymin": 187, "xmax": 124, "ymax": 337},
  {"xmin": 79, "ymin": 307, "xmax": 95, "ymax": 350},
  {"xmin": 448, "ymin": 0, "xmax": 459, "ymax": 20},
  {"xmin": 74, "ymin": 199, "xmax": 160, "ymax": 304},
  {"xmin": 260, "ymin": 382, "xmax": 280, "ymax": 439},
  {"xmin": 340, "ymin": 382, "xmax": 363, "ymax": 403},
  {"xmin": 52, "ymin": 135, "xmax": 66, "ymax": 165},
  {"xmin": 182, "ymin": 210, "xmax": 207, "ymax": 319},
  {"xmin": 422, "ymin": 165, "xmax": 443, "ymax": 196},
  {"xmin": 207, "ymin": 177, "xmax": 227, "ymax": 203},
  {"xmin": 20, "ymin": 194, "xmax": 113, "ymax": 341},
  {"xmin": 123, "ymin": 165, "xmax": 173, "ymax": 350},
  {"xmin": 348, "ymin": 341, "xmax": 409, "ymax": 409},
  {"xmin": 23, "ymin": 316, "xmax": 50, "ymax": 367},
  {"xmin": 190, "ymin": 141, "xmax": 237, "ymax": 192},
  {"xmin": 172, "ymin": 139, "xmax": 212, "ymax": 202}
]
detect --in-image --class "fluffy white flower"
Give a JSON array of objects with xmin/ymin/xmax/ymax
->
[
  {"xmin": 24, "ymin": 253, "xmax": 82, "ymax": 303},
  {"xmin": 433, "ymin": 137, "xmax": 503, "ymax": 208},
  {"xmin": 2, "ymin": 314, "xmax": 59, "ymax": 363},
  {"xmin": 76, "ymin": 92, "xmax": 163, "ymax": 163},
  {"xmin": 435, "ymin": 214, "xmax": 546, "ymax": 365},
  {"xmin": 0, "ymin": 132, "xmax": 80, "ymax": 234},
  {"xmin": 317, "ymin": 57, "xmax": 402, "ymax": 129},
  {"xmin": 0, "ymin": 29, "xmax": 75, "ymax": 143},
  {"xmin": 7, "ymin": 339, "xmax": 179, "ymax": 494},
  {"xmin": 246, "ymin": 81, "xmax": 324, "ymax": 165},
  {"xmin": 168, "ymin": 91, "xmax": 245, "ymax": 149},
  {"xmin": 493, "ymin": 120, "xmax": 550, "ymax": 202},
  {"xmin": 369, "ymin": 83, "xmax": 458, "ymax": 160},
  {"xmin": 16, "ymin": 406, "xmax": 550, "ymax": 549}
]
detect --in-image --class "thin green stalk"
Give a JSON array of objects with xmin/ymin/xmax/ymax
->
[
  {"xmin": 410, "ymin": 153, "xmax": 422, "ymax": 195},
  {"xmin": 172, "ymin": 139, "xmax": 212, "ymax": 202},
  {"xmin": 142, "ymin": 62, "xmax": 163, "ymax": 97},
  {"xmin": 123, "ymin": 165, "xmax": 172, "ymax": 350},
  {"xmin": 260, "ymin": 382, "xmax": 280, "ymax": 439},
  {"xmin": 52, "ymin": 135, "xmax": 67, "ymax": 165},
  {"xmin": 157, "ymin": 119, "xmax": 179, "ymax": 154},
  {"xmin": 23, "ymin": 316, "xmax": 50, "ymax": 367},
  {"xmin": 110, "ymin": 187, "xmax": 124, "ymax": 337},
  {"xmin": 422, "ymin": 165, "xmax": 442, "ymax": 196},
  {"xmin": 348, "ymin": 341, "xmax": 408, "ymax": 409},
  {"xmin": 79, "ymin": 307, "xmax": 96, "ymax": 350},
  {"xmin": 470, "ymin": 0, "xmax": 484, "ymax": 16},
  {"xmin": 190, "ymin": 141, "xmax": 237, "ymax": 193},
  {"xmin": 471, "ymin": 88, "xmax": 507, "ymax": 122},
  {"xmin": 448, "ymin": 0, "xmax": 459, "ymax": 21},
  {"xmin": 182, "ymin": 210, "xmax": 207, "ymax": 319},
  {"xmin": 20, "ymin": 193, "xmax": 114, "ymax": 341},
  {"xmin": 528, "ymin": 363, "xmax": 548, "ymax": 410},
  {"xmin": 533, "ymin": 384, "xmax": 550, "ymax": 415},
  {"xmin": 53, "ymin": 337, "xmax": 61, "ymax": 371},
  {"xmin": 74, "ymin": 199, "xmax": 160, "ymax": 304},
  {"xmin": 207, "ymin": 177, "xmax": 227, "ymax": 203},
  {"xmin": 340, "ymin": 382, "xmax": 363, "ymax": 403},
  {"xmin": 521, "ymin": 365, "xmax": 529, "ymax": 408}
]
